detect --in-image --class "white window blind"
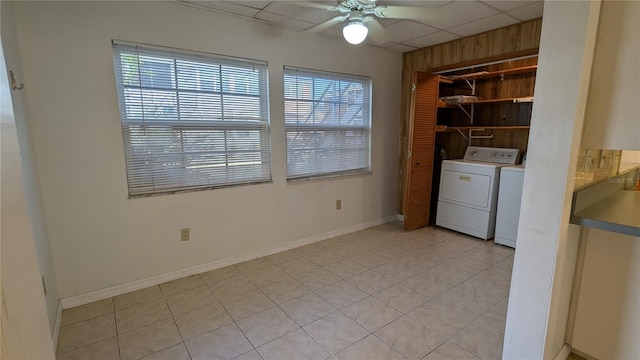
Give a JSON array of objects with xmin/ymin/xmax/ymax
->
[
  {"xmin": 112, "ymin": 42, "xmax": 271, "ymax": 196},
  {"xmin": 284, "ymin": 66, "xmax": 371, "ymax": 180}
]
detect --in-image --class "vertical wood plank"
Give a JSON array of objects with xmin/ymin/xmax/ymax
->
[
  {"xmin": 403, "ymin": 72, "xmax": 439, "ymax": 230},
  {"xmin": 398, "ymin": 18, "xmax": 542, "ymax": 212}
]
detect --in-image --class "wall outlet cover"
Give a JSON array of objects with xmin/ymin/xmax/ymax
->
[{"xmin": 181, "ymin": 228, "xmax": 190, "ymax": 241}]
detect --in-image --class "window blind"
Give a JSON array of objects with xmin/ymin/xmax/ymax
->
[
  {"xmin": 284, "ymin": 66, "xmax": 371, "ymax": 180},
  {"xmin": 112, "ymin": 42, "xmax": 271, "ymax": 196}
]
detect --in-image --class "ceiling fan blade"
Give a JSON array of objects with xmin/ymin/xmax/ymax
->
[
  {"xmin": 375, "ymin": 6, "xmax": 442, "ymax": 23},
  {"xmin": 307, "ymin": 15, "xmax": 348, "ymax": 33},
  {"xmin": 366, "ymin": 19, "xmax": 390, "ymax": 44}
]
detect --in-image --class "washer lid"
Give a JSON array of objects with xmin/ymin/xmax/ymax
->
[{"xmin": 501, "ymin": 165, "xmax": 526, "ymax": 173}]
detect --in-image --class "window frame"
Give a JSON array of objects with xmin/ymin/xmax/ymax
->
[
  {"xmin": 283, "ymin": 66, "xmax": 372, "ymax": 181},
  {"xmin": 112, "ymin": 41, "xmax": 272, "ymax": 197}
]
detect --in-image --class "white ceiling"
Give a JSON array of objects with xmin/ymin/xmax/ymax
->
[{"xmin": 177, "ymin": 0, "xmax": 543, "ymax": 52}]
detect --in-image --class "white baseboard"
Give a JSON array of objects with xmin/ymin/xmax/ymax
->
[
  {"xmin": 60, "ymin": 215, "xmax": 397, "ymax": 309},
  {"xmin": 397, "ymin": 214, "xmax": 405, "ymax": 222},
  {"xmin": 552, "ymin": 344, "xmax": 572, "ymax": 360},
  {"xmin": 52, "ymin": 300, "xmax": 63, "ymax": 351}
]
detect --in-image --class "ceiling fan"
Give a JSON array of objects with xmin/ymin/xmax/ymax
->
[{"xmin": 293, "ymin": 0, "xmax": 442, "ymax": 45}]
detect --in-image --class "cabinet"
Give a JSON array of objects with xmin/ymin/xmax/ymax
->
[
  {"xmin": 571, "ymin": 228, "xmax": 640, "ymax": 358},
  {"xmin": 402, "ymin": 56, "xmax": 537, "ymax": 230}
]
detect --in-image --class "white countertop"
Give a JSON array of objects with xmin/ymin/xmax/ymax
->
[{"xmin": 571, "ymin": 165, "xmax": 640, "ymax": 236}]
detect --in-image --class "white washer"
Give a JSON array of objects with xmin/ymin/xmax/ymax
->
[
  {"xmin": 495, "ymin": 165, "xmax": 526, "ymax": 248},
  {"xmin": 436, "ymin": 146, "xmax": 520, "ymax": 240}
]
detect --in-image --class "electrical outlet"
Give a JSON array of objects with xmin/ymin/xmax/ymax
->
[
  {"xmin": 336, "ymin": 200, "xmax": 342, "ymax": 210},
  {"xmin": 181, "ymin": 228, "xmax": 190, "ymax": 241},
  {"xmin": 598, "ymin": 153, "xmax": 606, "ymax": 169},
  {"xmin": 585, "ymin": 149, "xmax": 594, "ymax": 172}
]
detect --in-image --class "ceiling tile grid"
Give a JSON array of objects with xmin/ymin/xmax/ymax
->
[
  {"xmin": 254, "ymin": 9, "xmax": 316, "ymax": 29},
  {"xmin": 403, "ymin": 30, "xmax": 460, "ymax": 48},
  {"xmin": 506, "ymin": 1, "xmax": 544, "ymax": 20},
  {"xmin": 447, "ymin": 13, "xmax": 519, "ymax": 37},
  {"xmin": 178, "ymin": 0, "xmax": 543, "ymax": 52},
  {"xmin": 383, "ymin": 20, "xmax": 440, "ymax": 43},
  {"xmin": 425, "ymin": 0, "xmax": 500, "ymax": 29}
]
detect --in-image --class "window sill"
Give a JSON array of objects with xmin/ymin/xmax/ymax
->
[
  {"xmin": 128, "ymin": 179, "xmax": 273, "ymax": 199},
  {"xmin": 287, "ymin": 170, "xmax": 372, "ymax": 183}
]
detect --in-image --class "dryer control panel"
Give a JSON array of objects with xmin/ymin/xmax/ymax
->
[{"xmin": 463, "ymin": 146, "xmax": 520, "ymax": 165}]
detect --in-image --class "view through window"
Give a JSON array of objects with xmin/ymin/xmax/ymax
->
[
  {"xmin": 112, "ymin": 42, "xmax": 271, "ymax": 196},
  {"xmin": 284, "ymin": 66, "xmax": 371, "ymax": 180}
]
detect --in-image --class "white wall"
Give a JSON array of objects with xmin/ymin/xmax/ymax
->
[
  {"xmin": 503, "ymin": 1, "xmax": 601, "ymax": 358},
  {"xmin": 572, "ymin": 228, "xmax": 640, "ymax": 359},
  {"xmin": 543, "ymin": 224, "xmax": 582, "ymax": 359},
  {"xmin": 1, "ymin": 1, "xmax": 60, "ymax": 334},
  {"xmin": 620, "ymin": 150, "xmax": 640, "ymax": 173},
  {"xmin": 620, "ymin": 151, "xmax": 640, "ymax": 165},
  {"xmin": 11, "ymin": 1, "xmax": 402, "ymax": 299},
  {"xmin": 0, "ymin": 26, "xmax": 56, "ymax": 360},
  {"xmin": 581, "ymin": 0, "xmax": 640, "ymax": 150}
]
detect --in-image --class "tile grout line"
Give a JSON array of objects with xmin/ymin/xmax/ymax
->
[
  {"xmin": 165, "ymin": 276, "xmax": 195, "ymax": 360},
  {"xmin": 429, "ymin": 292, "xmax": 509, "ymax": 360},
  {"xmin": 56, "ymin": 310, "xmax": 114, "ymax": 329},
  {"xmin": 55, "ymin": 299, "xmax": 119, "ymax": 358},
  {"xmin": 370, "ymin": 328, "xmax": 413, "ymax": 360},
  {"xmin": 69, "ymin": 225, "xmax": 513, "ymax": 360},
  {"xmin": 119, "ymin": 296, "xmax": 180, "ymax": 359},
  {"xmin": 226, "ymin": 279, "xmax": 266, "ymax": 355},
  {"xmin": 111, "ymin": 299, "xmax": 123, "ymax": 360}
]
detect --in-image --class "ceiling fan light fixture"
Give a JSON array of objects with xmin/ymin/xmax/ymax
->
[{"xmin": 343, "ymin": 20, "xmax": 368, "ymax": 45}]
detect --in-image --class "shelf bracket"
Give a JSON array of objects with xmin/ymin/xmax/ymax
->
[
  {"xmin": 455, "ymin": 128, "xmax": 469, "ymax": 142},
  {"xmin": 463, "ymin": 78, "xmax": 476, "ymax": 124},
  {"xmin": 463, "ymin": 78, "xmax": 475, "ymax": 92},
  {"xmin": 456, "ymin": 104, "xmax": 472, "ymax": 119},
  {"xmin": 455, "ymin": 103, "xmax": 475, "ymax": 124}
]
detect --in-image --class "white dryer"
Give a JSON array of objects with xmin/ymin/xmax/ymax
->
[{"xmin": 436, "ymin": 146, "xmax": 520, "ymax": 240}]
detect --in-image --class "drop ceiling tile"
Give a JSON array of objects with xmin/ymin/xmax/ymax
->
[
  {"xmin": 319, "ymin": 26, "xmax": 343, "ymax": 39},
  {"xmin": 363, "ymin": 37, "xmax": 389, "ymax": 47},
  {"xmin": 383, "ymin": 20, "xmax": 439, "ymax": 43},
  {"xmin": 262, "ymin": 2, "xmax": 337, "ymax": 23},
  {"xmin": 183, "ymin": 1, "xmax": 261, "ymax": 17},
  {"xmin": 255, "ymin": 11, "xmax": 315, "ymax": 30},
  {"xmin": 378, "ymin": 0, "xmax": 453, "ymax": 8},
  {"xmin": 448, "ymin": 13, "xmax": 518, "ymax": 36},
  {"xmin": 375, "ymin": 17, "xmax": 402, "ymax": 27},
  {"xmin": 403, "ymin": 30, "xmax": 459, "ymax": 48},
  {"xmin": 237, "ymin": 1, "xmax": 273, "ymax": 10},
  {"xmin": 507, "ymin": 1, "xmax": 543, "ymax": 20},
  {"xmin": 423, "ymin": 0, "xmax": 499, "ymax": 29},
  {"xmin": 480, "ymin": 0, "xmax": 537, "ymax": 12},
  {"xmin": 385, "ymin": 42, "xmax": 418, "ymax": 53}
]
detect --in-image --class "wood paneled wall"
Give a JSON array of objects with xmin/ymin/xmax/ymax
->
[{"xmin": 398, "ymin": 18, "xmax": 543, "ymax": 213}]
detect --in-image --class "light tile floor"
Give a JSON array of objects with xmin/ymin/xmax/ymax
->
[{"xmin": 56, "ymin": 222, "xmax": 515, "ymax": 360}]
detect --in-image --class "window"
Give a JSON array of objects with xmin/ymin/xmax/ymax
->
[
  {"xmin": 284, "ymin": 66, "xmax": 371, "ymax": 180},
  {"xmin": 112, "ymin": 42, "xmax": 271, "ymax": 196}
]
